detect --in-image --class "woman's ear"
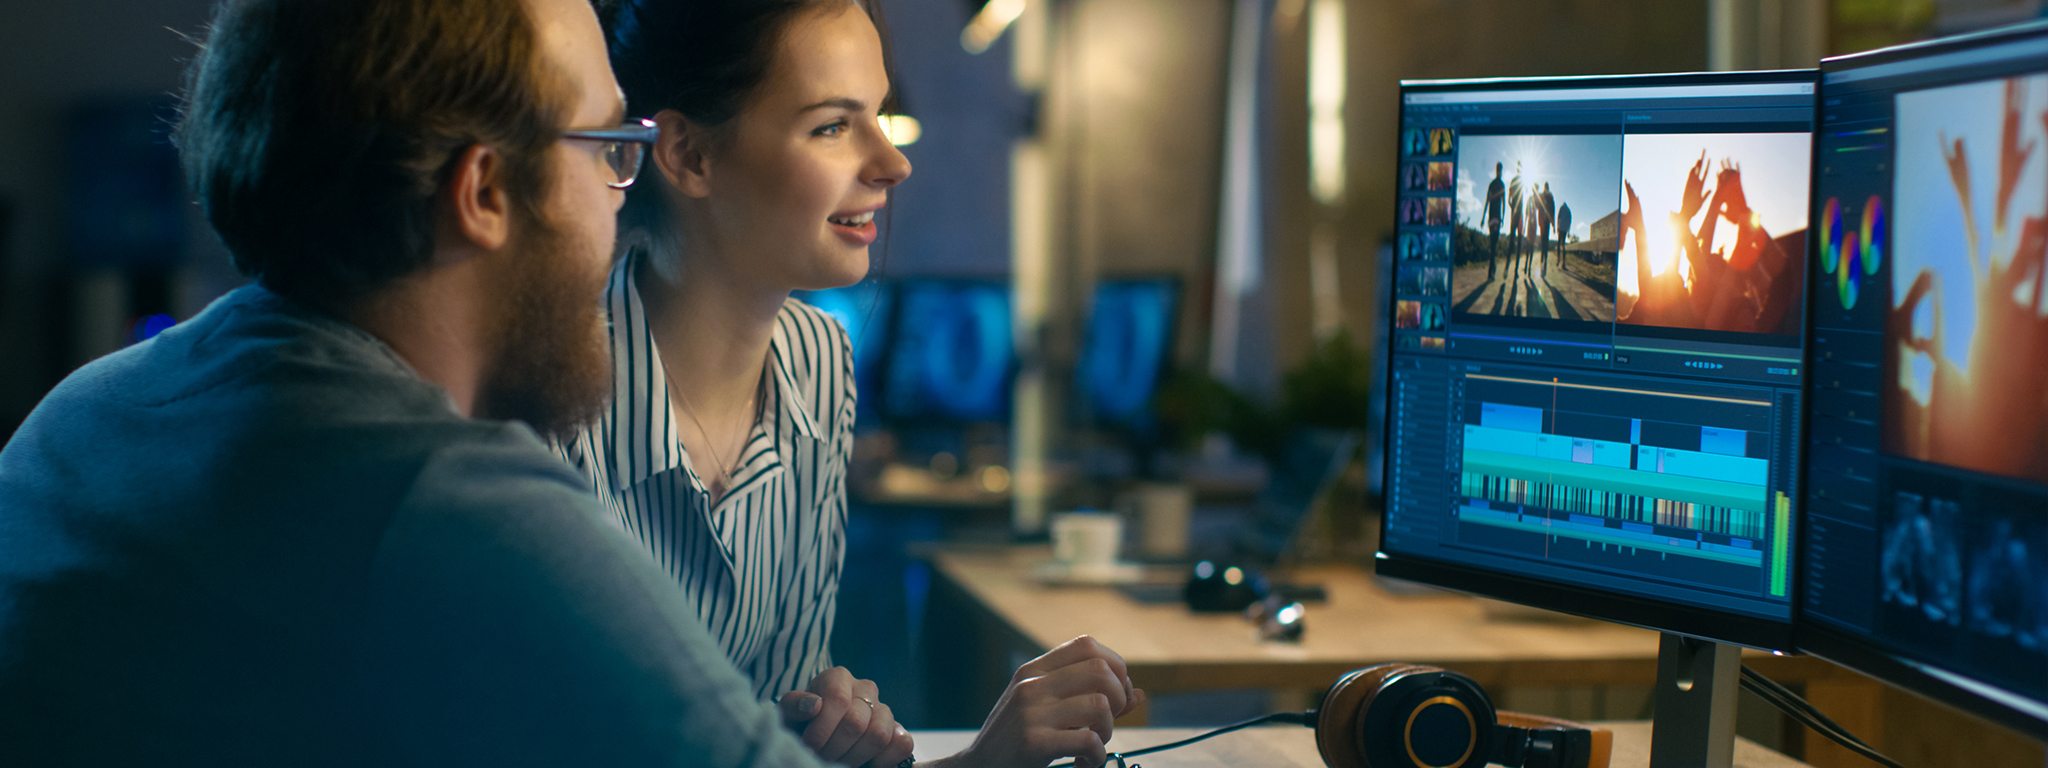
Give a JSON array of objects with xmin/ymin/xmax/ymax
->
[{"xmin": 652, "ymin": 109, "xmax": 714, "ymax": 200}]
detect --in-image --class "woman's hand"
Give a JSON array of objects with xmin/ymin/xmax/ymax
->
[
  {"xmin": 779, "ymin": 666, "xmax": 915, "ymax": 768},
  {"xmin": 929, "ymin": 635, "xmax": 1147, "ymax": 768}
]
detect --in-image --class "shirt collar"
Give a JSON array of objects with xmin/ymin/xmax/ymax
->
[
  {"xmin": 765, "ymin": 309, "xmax": 822, "ymax": 444},
  {"xmin": 604, "ymin": 250, "xmax": 821, "ymax": 490}
]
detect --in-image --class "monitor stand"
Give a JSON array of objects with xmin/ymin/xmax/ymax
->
[{"xmin": 1649, "ymin": 633, "xmax": 1740, "ymax": 768}]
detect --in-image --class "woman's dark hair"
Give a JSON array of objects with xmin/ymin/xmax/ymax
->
[
  {"xmin": 604, "ymin": 0, "xmax": 889, "ymax": 245},
  {"xmin": 175, "ymin": 0, "xmax": 568, "ymax": 310}
]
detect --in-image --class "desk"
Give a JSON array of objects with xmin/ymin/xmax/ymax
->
[
  {"xmin": 910, "ymin": 722, "xmax": 1811, "ymax": 767},
  {"xmin": 918, "ymin": 546, "xmax": 1872, "ymax": 765},
  {"xmin": 923, "ymin": 546, "xmax": 1856, "ymax": 694}
]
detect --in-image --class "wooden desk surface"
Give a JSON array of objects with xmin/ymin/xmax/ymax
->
[
  {"xmin": 926, "ymin": 546, "xmax": 1850, "ymax": 692},
  {"xmin": 911, "ymin": 722, "xmax": 1811, "ymax": 767}
]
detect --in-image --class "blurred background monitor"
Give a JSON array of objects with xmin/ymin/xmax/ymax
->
[
  {"xmin": 1377, "ymin": 69, "xmax": 1817, "ymax": 651},
  {"xmin": 1074, "ymin": 276, "xmax": 1180, "ymax": 433},
  {"xmin": 1801, "ymin": 20, "xmax": 2048, "ymax": 735},
  {"xmin": 794, "ymin": 280, "xmax": 895, "ymax": 426},
  {"xmin": 881, "ymin": 278, "xmax": 1014, "ymax": 426},
  {"xmin": 1231, "ymin": 430, "xmax": 1358, "ymax": 566},
  {"xmin": 64, "ymin": 98, "xmax": 184, "ymax": 271}
]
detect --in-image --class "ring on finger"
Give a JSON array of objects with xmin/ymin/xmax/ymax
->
[{"xmin": 857, "ymin": 696, "xmax": 875, "ymax": 709}]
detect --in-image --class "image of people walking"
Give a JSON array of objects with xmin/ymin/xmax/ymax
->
[{"xmin": 1449, "ymin": 135, "xmax": 1621, "ymax": 323}]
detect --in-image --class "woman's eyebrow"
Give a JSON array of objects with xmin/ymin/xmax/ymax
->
[{"xmin": 796, "ymin": 97, "xmax": 867, "ymax": 115}]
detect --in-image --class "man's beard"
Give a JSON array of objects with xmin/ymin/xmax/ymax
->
[{"xmin": 476, "ymin": 211, "xmax": 611, "ymax": 443}]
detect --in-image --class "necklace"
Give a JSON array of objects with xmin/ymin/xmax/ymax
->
[{"xmin": 669, "ymin": 372, "xmax": 760, "ymax": 496}]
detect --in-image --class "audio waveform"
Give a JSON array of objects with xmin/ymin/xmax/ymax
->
[{"xmin": 1460, "ymin": 472, "xmax": 1767, "ymax": 539}]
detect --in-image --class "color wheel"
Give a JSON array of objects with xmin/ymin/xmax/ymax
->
[{"xmin": 1821, "ymin": 195, "xmax": 1885, "ymax": 310}]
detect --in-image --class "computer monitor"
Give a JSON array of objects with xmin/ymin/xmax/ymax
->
[
  {"xmin": 1379, "ymin": 69, "xmax": 1815, "ymax": 649},
  {"xmin": 1075, "ymin": 277, "xmax": 1180, "ymax": 431},
  {"xmin": 794, "ymin": 280, "xmax": 894, "ymax": 424},
  {"xmin": 881, "ymin": 279, "xmax": 1014, "ymax": 425},
  {"xmin": 1377, "ymin": 70, "xmax": 1816, "ymax": 766},
  {"xmin": 1801, "ymin": 21, "xmax": 2048, "ymax": 735}
]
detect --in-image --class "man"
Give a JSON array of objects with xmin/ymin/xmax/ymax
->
[
  {"xmin": 1524, "ymin": 188, "xmax": 1540, "ymax": 280},
  {"xmin": 1537, "ymin": 182, "xmax": 1556, "ymax": 279},
  {"xmin": 1506, "ymin": 162, "xmax": 1525, "ymax": 280},
  {"xmin": 0, "ymin": 0, "xmax": 1137, "ymax": 765},
  {"xmin": 1557, "ymin": 200, "xmax": 1573, "ymax": 277},
  {"xmin": 1484, "ymin": 162, "xmax": 1506, "ymax": 279}
]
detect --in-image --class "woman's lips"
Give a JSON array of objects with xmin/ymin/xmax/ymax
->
[
  {"xmin": 829, "ymin": 218, "xmax": 877, "ymax": 245},
  {"xmin": 828, "ymin": 209, "xmax": 879, "ymax": 246}
]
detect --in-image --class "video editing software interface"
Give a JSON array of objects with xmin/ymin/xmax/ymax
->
[
  {"xmin": 1382, "ymin": 75, "xmax": 1815, "ymax": 626},
  {"xmin": 1805, "ymin": 30, "xmax": 2048, "ymax": 719}
]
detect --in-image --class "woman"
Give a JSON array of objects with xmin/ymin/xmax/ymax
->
[{"xmin": 560, "ymin": 1, "xmax": 1143, "ymax": 766}]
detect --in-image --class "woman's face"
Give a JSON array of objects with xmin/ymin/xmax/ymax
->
[{"xmin": 689, "ymin": 2, "xmax": 911, "ymax": 291}]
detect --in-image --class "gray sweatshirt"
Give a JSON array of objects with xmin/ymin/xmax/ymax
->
[{"xmin": 0, "ymin": 284, "xmax": 826, "ymax": 767}]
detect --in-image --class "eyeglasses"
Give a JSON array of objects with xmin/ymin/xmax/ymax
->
[{"xmin": 561, "ymin": 118, "xmax": 659, "ymax": 189}]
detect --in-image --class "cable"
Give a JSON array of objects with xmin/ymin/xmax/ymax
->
[
  {"xmin": 1739, "ymin": 678, "xmax": 1873, "ymax": 754},
  {"xmin": 1738, "ymin": 677, "xmax": 1858, "ymax": 751},
  {"xmin": 1047, "ymin": 710, "xmax": 1315, "ymax": 768},
  {"xmin": 1738, "ymin": 668, "xmax": 1904, "ymax": 768},
  {"xmin": 1746, "ymin": 684, "xmax": 1901, "ymax": 768},
  {"xmin": 1739, "ymin": 667, "xmax": 1876, "ymax": 754},
  {"xmin": 1738, "ymin": 674, "xmax": 1866, "ymax": 750},
  {"xmin": 1040, "ymin": 675, "xmax": 1906, "ymax": 768},
  {"xmin": 1740, "ymin": 667, "xmax": 1873, "ymax": 750}
]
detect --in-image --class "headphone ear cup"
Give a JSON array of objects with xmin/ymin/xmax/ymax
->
[
  {"xmin": 1316, "ymin": 665, "xmax": 1405, "ymax": 768},
  {"xmin": 1320, "ymin": 664, "xmax": 1499, "ymax": 768}
]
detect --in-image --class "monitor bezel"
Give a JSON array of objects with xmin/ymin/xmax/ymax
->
[
  {"xmin": 1375, "ymin": 68, "xmax": 1817, "ymax": 653},
  {"xmin": 1796, "ymin": 19, "xmax": 2048, "ymax": 737},
  {"xmin": 1817, "ymin": 17, "xmax": 2048, "ymax": 75}
]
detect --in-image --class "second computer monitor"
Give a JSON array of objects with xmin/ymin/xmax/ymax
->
[
  {"xmin": 1803, "ymin": 21, "xmax": 2048, "ymax": 733},
  {"xmin": 1377, "ymin": 70, "xmax": 1817, "ymax": 649}
]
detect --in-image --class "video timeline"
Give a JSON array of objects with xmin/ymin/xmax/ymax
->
[
  {"xmin": 1461, "ymin": 473, "xmax": 1766, "ymax": 541},
  {"xmin": 1445, "ymin": 370, "xmax": 1793, "ymax": 599}
]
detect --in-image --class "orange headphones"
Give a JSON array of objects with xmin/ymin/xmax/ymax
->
[{"xmin": 1313, "ymin": 664, "xmax": 1614, "ymax": 768}]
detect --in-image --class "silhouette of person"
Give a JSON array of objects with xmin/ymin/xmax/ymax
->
[
  {"xmin": 1485, "ymin": 163, "xmax": 1506, "ymax": 279},
  {"xmin": 1523, "ymin": 192, "xmax": 1539, "ymax": 278},
  {"xmin": 1430, "ymin": 128, "xmax": 1454, "ymax": 155},
  {"xmin": 1538, "ymin": 182, "xmax": 1557, "ymax": 276},
  {"xmin": 1507, "ymin": 163, "xmax": 1525, "ymax": 282},
  {"xmin": 1557, "ymin": 201, "xmax": 1573, "ymax": 276}
]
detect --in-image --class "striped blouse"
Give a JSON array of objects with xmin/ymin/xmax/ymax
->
[{"xmin": 556, "ymin": 249, "xmax": 855, "ymax": 701}]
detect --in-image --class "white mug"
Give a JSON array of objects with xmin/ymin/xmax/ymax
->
[{"xmin": 1050, "ymin": 512, "xmax": 1123, "ymax": 575}]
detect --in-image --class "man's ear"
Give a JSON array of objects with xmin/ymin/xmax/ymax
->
[
  {"xmin": 438, "ymin": 143, "xmax": 514, "ymax": 255},
  {"xmin": 652, "ymin": 109, "xmax": 714, "ymax": 200}
]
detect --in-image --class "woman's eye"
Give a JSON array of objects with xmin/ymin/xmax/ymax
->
[{"xmin": 813, "ymin": 119, "xmax": 848, "ymax": 138}]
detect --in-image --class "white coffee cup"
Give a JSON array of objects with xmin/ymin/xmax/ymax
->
[{"xmin": 1050, "ymin": 512, "xmax": 1123, "ymax": 575}]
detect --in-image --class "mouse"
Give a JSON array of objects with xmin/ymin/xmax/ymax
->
[{"xmin": 1184, "ymin": 560, "xmax": 1270, "ymax": 613}]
